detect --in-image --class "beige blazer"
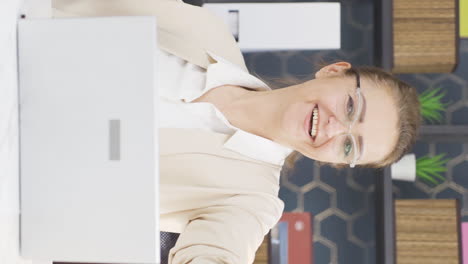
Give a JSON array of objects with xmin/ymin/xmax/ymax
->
[
  {"xmin": 52, "ymin": 0, "xmax": 248, "ymax": 71},
  {"xmin": 53, "ymin": 1, "xmax": 285, "ymax": 263}
]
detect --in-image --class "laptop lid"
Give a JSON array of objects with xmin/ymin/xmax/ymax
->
[{"xmin": 18, "ymin": 16, "xmax": 159, "ymax": 263}]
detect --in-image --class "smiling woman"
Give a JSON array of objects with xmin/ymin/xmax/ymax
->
[
  {"xmin": 297, "ymin": 63, "xmax": 421, "ymax": 168},
  {"xmin": 203, "ymin": 62, "xmax": 420, "ymax": 169},
  {"xmin": 51, "ymin": 0, "xmax": 421, "ymax": 263}
]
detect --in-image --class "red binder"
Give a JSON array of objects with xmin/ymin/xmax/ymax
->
[{"xmin": 279, "ymin": 212, "xmax": 313, "ymax": 264}]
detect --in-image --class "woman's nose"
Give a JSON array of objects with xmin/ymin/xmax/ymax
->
[{"xmin": 324, "ymin": 116, "xmax": 348, "ymax": 139}]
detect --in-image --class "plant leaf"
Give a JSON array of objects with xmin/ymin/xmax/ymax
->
[
  {"xmin": 416, "ymin": 153, "xmax": 448, "ymax": 183},
  {"xmin": 417, "ymin": 172, "xmax": 439, "ymax": 185},
  {"xmin": 419, "ymin": 86, "xmax": 447, "ymax": 123}
]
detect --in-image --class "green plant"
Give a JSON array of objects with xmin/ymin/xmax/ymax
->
[
  {"xmin": 419, "ymin": 87, "xmax": 448, "ymax": 123},
  {"xmin": 416, "ymin": 154, "xmax": 449, "ymax": 185}
]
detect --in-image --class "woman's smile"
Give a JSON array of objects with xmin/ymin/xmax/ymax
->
[
  {"xmin": 304, "ymin": 104, "xmax": 319, "ymax": 143},
  {"xmin": 310, "ymin": 105, "xmax": 319, "ymax": 139}
]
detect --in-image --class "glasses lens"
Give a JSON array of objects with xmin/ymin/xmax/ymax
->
[{"xmin": 338, "ymin": 134, "xmax": 358, "ymax": 165}]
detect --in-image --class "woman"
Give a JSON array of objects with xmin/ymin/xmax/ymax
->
[{"xmin": 53, "ymin": 0, "xmax": 421, "ymax": 263}]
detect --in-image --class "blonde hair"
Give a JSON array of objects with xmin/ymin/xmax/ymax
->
[{"xmin": 283, "ymin": 66, "xmax": 421, "ymax": 170}]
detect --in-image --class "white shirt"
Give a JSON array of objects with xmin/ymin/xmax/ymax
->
[{"xmin": 158, "ymin": 49, "xmax": 293, "ymax": 166}]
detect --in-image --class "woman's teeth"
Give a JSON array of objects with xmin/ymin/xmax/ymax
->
[{"xmin": 310, "ymin": 107, "xmax": 318, "ymax": 138}]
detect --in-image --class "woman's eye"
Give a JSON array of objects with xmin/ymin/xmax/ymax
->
[
  {"xmin": 347, "ymin": 95, "xmax": 354, "ymax": 117},
  {"xmin": 344, "ymin": 138, "xmax": 353, "ymax": 156}
]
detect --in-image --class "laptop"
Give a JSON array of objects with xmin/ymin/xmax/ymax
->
[{"xmin": 18, "ymin": 16, "xmax": 160, "ymax": 264}]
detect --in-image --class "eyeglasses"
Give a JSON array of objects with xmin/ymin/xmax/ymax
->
[{"xmin": 340, "ymin": 69, "xmax": 363, "ymax": 168}]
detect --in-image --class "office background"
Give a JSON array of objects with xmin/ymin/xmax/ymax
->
[{"xmin": 240, "ymin": 0, "xmax": 468, "ymax": 263}]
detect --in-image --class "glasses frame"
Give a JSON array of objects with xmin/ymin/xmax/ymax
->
[{"xmin": 347, "ymin": 69, "xmax": 362, "ymax": 168}]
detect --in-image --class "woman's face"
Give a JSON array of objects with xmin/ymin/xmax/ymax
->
[{"xmin": 274, "ymin": 62, "xmax": 399, "ymax": 166}]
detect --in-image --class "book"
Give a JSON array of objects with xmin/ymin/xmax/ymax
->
[
  {"xmin": 279, "ymin": 212, "xmax": 313, "ymax": 264},
  {"xmin": 463, "ymin": 222, "xmax": 468, "ymax": 264},
  {"xmin": 270, "ymin": 222, "xmax": 289, "ymax": 264}
]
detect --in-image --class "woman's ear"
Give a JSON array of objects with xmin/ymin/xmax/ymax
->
[{"xmin": 315, "ymin": 62, "xmax": 352, "ymax": 79}]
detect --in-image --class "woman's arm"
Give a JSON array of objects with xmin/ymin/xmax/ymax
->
[
  {"xmin": 52, "ymin": 0, "xmax": 184, "ymax": 17},
  {"xmin": 169, "ymin": 194, "xmax": 284, "ymax": 264},
  {"xmin": 52, "ymin": 0, "xmax": 248, "ymax": 71}
]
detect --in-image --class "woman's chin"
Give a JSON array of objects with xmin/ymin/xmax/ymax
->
[{"xmin": 295, "ymin": 147, "xmax": 318, "ymax": 161}]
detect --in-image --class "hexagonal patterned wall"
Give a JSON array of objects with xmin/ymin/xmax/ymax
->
[{"xmin": 238, "ymin": 1, "xmax": 468, "ymax": 264}]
